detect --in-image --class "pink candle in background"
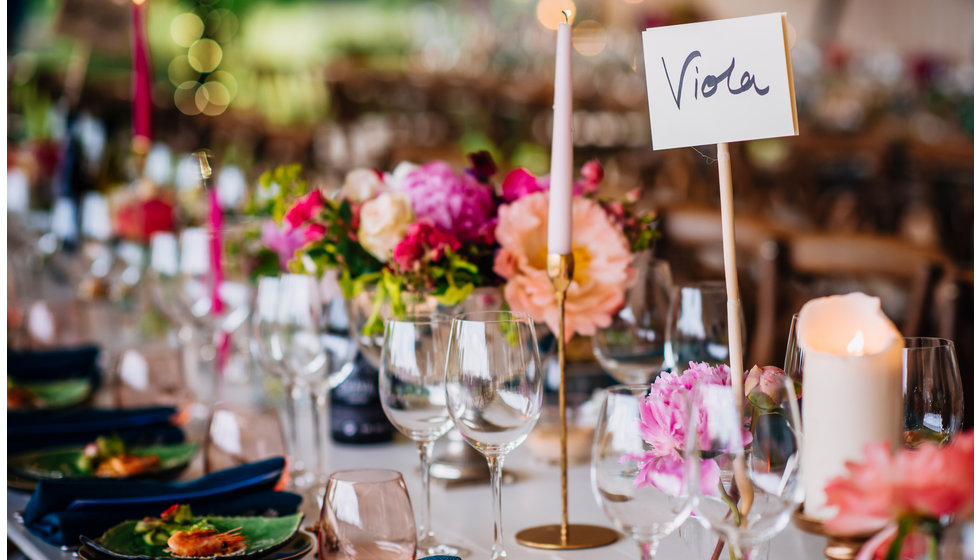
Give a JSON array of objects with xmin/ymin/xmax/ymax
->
[
  {"xmin": 131, "ymin": 0, "xmax": 152, "ymax": 143},
  {"xmin": 547, "ymin": 20, "xmax": 573, "ymax": 255},
  {"xmin": 208, "ymin": 189, "xmax": 224, "ymax": 315}
]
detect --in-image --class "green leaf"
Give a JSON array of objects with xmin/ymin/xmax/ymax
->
[
  {"xmin": 436, "ymin": 282, "xmax": 474, "ymax": 306},
  {"xmin": 88, "ymin": 513, "xmax": 303, "ymax": 560},
  {"xmin": 17, "ymin": 378, "xmax": 93, "ymax": 409},
  {"xmin": 9, "ymin": 442, "xmax": 200, "ymax": 480}
]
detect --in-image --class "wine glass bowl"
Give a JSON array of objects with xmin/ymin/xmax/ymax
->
[
  {"xmin": 322, "ymin": 469, "xmax": 417, "ymax": 560},
  {"xmin": 593, "ymin": 255, "xmax": 673, "ymax": 384},
  {"xmin": 903, "ymin": 337, "xmax": 965, "ymax": 446},
  {"xmin": 591, "ymin": 384, "xmax": 692, "ymax": 559},
  {"xmin": 666, "ymin": 281, "xmax": 744, "ymax": 370}
]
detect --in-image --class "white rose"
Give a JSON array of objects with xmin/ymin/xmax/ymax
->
[
  {"xmin": 357, "ymin": 192, "xmax": 414, "ymax": 262},
  {"xmin": 340, "ymin": 168, "xmax": 386, "ymax": 202}
]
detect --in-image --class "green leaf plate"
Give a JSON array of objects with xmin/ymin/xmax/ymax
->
[
  {"xmin": 80, "ymin": 514, "xmax": 304, "ymax": 560},
  {"xmin": 16, "ymin": 377, "xmax": 94, "ymax": 409},
  {"xmin": 77, "ymin": 532, "xmax": 313, "ymax": 560},
  {"xmin": 8, "ymin": 442, "xmax": 200, "ymax": 482}
]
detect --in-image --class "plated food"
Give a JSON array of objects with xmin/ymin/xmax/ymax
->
[
  {"xmin": 81, "ymin": 505, "xmax": 304, "ymax": 560},
  {"xmin": 8, "ymin": 436, "xmax": 198, "ymax": 482}
]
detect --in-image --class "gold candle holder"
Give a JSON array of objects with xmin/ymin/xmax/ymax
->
[
  {"xmin": 792, "ymin": 507, "xmax": 876, "ymax": 560},
  {"xmin": 515, "ymin": 253, "xmax": 619, "ymax": 550}
]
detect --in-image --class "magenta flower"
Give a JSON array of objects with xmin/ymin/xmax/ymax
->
[
  {"xmin": 284, "ymin": 189, "xmax": 324, "ymax": 228},
  {"xmin": 633, "ymin": 362, "xmax": 751, "ymax": 496},
  {"xmin": 391, "ymin": 220, "xmax": 461, "ymax": 272},
  {"xmin": 399, "ymin": 162, "xmax": 496, "ymax": 241},
  {"xmin": 500, "ymin": 168, "xmax": 547, "ymax": 202},
  {"xmin": 261, "ymin": 221, "xmax": 307, "ymax": 270}
]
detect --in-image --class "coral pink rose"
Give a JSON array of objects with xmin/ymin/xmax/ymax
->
[{"xmin": 494, "ymin": 191, "xmax": 635, "ymax": 340}]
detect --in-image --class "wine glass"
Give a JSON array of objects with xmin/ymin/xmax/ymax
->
[
  {"xmin": 204, "ymin": 404, "xmax": 288, "ymax": 475},
  {"xmin": 445, "ymin": 310, "xmax": 543, "ymax": 560},
  {"xmin": 665, "ymin": 281, "xmax": 744, "ymax": 371},
  {"xmin": 593, "ymin": 255, "xmax": 673, "ymax": 384},
  {"xmin": 322, "ymin": 469, "xmax": 417, "ymax": 560},
  {"xmin": 684, "ymin": 379, "xmax": 804, "ymax": 560},
  {"xmin": 112, "ymin": 341, "xmax": 189, "ymax": 409},
  {"xmin": 379, "ymin": 314, "xmax": 468, "ymax": 558},
  {"xmin": 267, "ymin": 273, "xmax": 354, "ymax": 488},
  {"xmin": 591, "ymin": 384, "xmax": 692, "ymax": 559},
  {"xmin": 903, "ymin": 337, "xmax": 965, "ymax": 446}
]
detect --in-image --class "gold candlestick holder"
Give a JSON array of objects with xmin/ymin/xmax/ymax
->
[
  {"xmin": 792, "ymin": 507, "xmax": 876, "ymax": 560},
  {"xmin": 515, "ymin": 253, "xmax": 619, "ymax": 550}
]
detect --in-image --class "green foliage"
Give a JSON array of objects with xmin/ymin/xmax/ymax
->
[{"xmin": 248, "ymin": 163, "xmax": 308, "ymax": 221}]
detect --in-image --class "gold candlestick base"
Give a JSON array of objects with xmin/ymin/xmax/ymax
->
[
  {"xmin": 517, "ymin": 253, "xmax": 619, "ymax": 550},
  {"xmin": 792, "ymin": 506, "xmax": 876, "ymax": 560}
]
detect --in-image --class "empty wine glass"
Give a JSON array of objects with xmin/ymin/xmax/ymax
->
[
  {"xmin": 113, "ymin": 341, "xmax": 189, "ymax": 409},
  {"xmin": 665, "ymin": 281, "xmax": 744, "ymax": 371},
  {"xmin": 685, "ymin": 379, "xmax": 804, "ymax": 560},
  {"xmin": 204, "ymin": 404, "xmax": 288, "ymax": 475},
  {"xmin": 591, "ymin": 384, "xmax": 692, "ymax": 559},
  {"xmin": 445, "ymin": 310, "xmax": 543, "ymax": 560},
  {"xmin": 323, "ymin": 469, "xmax": 417, "ymax": 560},
  {"xmin": 593, "ymin": 255, "xmax": 673, "ymax": 384},
  {"xmin": 379, "ymin": 314, "xmax": 468, "ymax": 558},
  {"xmin": 782, "ymin": 313, "xmax": 803, "ymax": 384},
  {"xmin": 903, "ymin": 337, "xmax": 965, "ymax": 447}
]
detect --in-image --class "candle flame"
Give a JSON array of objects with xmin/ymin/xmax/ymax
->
[
  {"xmin": 562, "ymin": 9, "xmax": 571, "ymax": 23},
  {"xmin": 846, "ymin": 330, "xmax": 865, "ymax": 356}
]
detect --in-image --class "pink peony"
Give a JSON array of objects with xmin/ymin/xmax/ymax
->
[
  {"xmin": 261, "ymin": 221, "xmax": 306, "ymax": 269},
  {"xmin": 399, "ymin": 161, "xmax": 495, "ymax": 241},
  {"xmin": 825, "ymin": 432, "xmax": 974, "ymax": 537},
  {"xmin": 284, "ymin": 189, "xmax": 324, "ymax": 228},
  {"xmin": 494, "ymin": 191, "xmax": 634, "ymax": 340},
  {"xmin": 744, "ymin": 364, "xmax": 794, "ymax": 409},
  {"xmin": 632, "ymin": 362, "xmax": 751, "ymax": 496}
]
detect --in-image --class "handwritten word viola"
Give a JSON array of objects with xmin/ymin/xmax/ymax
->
[{"xmin": 662, "ymin": 50, "xmax": 771, "ymax": 110}]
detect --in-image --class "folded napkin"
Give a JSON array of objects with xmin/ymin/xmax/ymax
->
[
  {"xmin": 23, "ymin": 457, "xmax": 300, "ymax": 546},
  {"xmin": 8, "ymin": 345, "xmax": 101, "ymax": 383},
  {"xmin": 8, "ymin": 407, "xmax": 184, "ymax": 454}
]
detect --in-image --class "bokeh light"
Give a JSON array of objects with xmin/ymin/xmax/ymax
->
[
  {"xmin": 174, "ymin": 81, "xmax": 201, "ymax": 115},
  {"xmin": 536, "ymin": 0, "xmax": 575, "ymax": 31},
  {"xmin": 170, "ymin": 13, "xmax": 204, "ymax": 48},
  {"xmin": 572, "ymin": 20, "xmax": 606, "ymax": 56},
  {"xmin": 168, "ymin": 55, "xmax": 197, "ymax": 87},
  {"xmin": 195, "ymin": 81, "xmax": 231, "ymax": 116},
  {"xmin": 208, "ymin": 71, "xmax": 238, "ymax": 99},
  {"xmin": 187, "ymin": 38, "xmax": 223, "ymax": 73}
]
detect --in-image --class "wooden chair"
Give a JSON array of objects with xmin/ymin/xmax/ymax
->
[
  {"xmin": 655, "ymin": 205, "xmax": 786, "ymax": 366},
  {"xmin": 784, "ymin": 232, "xmax": 955, "ymax": 338}
]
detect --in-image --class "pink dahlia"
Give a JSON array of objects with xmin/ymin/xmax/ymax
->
[
  {"xmin": 399, "ymin": 161, "xmax": 495, "ymax": 241},
  {"xmin": 493, "ymin": 191, "xmax": 634, "ymax": 340}
]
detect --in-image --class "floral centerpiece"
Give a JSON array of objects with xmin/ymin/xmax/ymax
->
[{"xmin": 265, "ymin": 152, "xmax": 658, "ymax": 335}]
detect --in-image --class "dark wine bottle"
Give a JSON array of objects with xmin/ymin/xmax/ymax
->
[{"xmin": 330, "ymin": 351, "xmax": 394, "ymax": 444}]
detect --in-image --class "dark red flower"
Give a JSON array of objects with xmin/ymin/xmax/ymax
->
[{"xmin": 467, "ymin": 151, "xmax": 497, "ymax": 182}]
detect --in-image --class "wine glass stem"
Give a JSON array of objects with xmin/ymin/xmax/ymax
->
[
  {"xmin": 638, "ymin": 538, "xmax": 661, "ymax": 560},
  {"xmin": 314, "ymin": 385, "xmax": 330, "ymax": 485},
  {"xmin": 487, "ymin": 454, "xmax": 506, "ymax": 560},
  {"xmin": 416, "ymin": 440, "xmax": 435, "ymax": 545}
]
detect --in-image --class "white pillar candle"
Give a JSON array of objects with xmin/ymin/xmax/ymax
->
[
  {"xmin": 798, "ymin": 292, "xmax": 903, "ymax": 518},
  {"xmin": 547, "ymin": 20, "xmax": 573, "ymax": 255}
]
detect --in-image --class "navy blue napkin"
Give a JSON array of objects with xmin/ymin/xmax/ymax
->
[
  {"xmin": 8, "ymin": 407, "xmax": 184, "ymax": 454},
  {"xmin": 22, "ymin": 457, "xmax": 300, "ymax": 546},
  {"xmin": 8, "ymin": 345, "xmax": 101, "ymax": 384}
]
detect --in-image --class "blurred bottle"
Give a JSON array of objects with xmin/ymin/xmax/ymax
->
[{"xmin": 329, "ymin": 352, "xmax": 393, "ymax": 444}]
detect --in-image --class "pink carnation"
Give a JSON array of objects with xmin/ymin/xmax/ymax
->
[
  {"xmin": 399, "ymin": 161, "xmax": 495, "ymax": 241},
  {"xmin": 493, "ymin": 191, "xmax": 634, "ymax": 340}
]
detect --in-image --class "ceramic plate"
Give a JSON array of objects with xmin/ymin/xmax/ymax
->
[
  {"xmin": 8, "ymin": 442, "xmax": 199, "ymax": 482},
  {"xmin": 80, "ymin": 514, "xmax": 304, "ymax": 560}
]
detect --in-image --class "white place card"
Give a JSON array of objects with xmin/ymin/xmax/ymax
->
[{"xmin": 642, "ymin": 13, "xmax": 799, "ymax": 150}]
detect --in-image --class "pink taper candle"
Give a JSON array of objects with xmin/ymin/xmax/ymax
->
[
  {"xmin": 131, "ymin": 0, "xmax": 153, "ymax": 143},
  {"xmin": 547, "ymin": 19, "xmax": 573, "ymax": 255}
]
